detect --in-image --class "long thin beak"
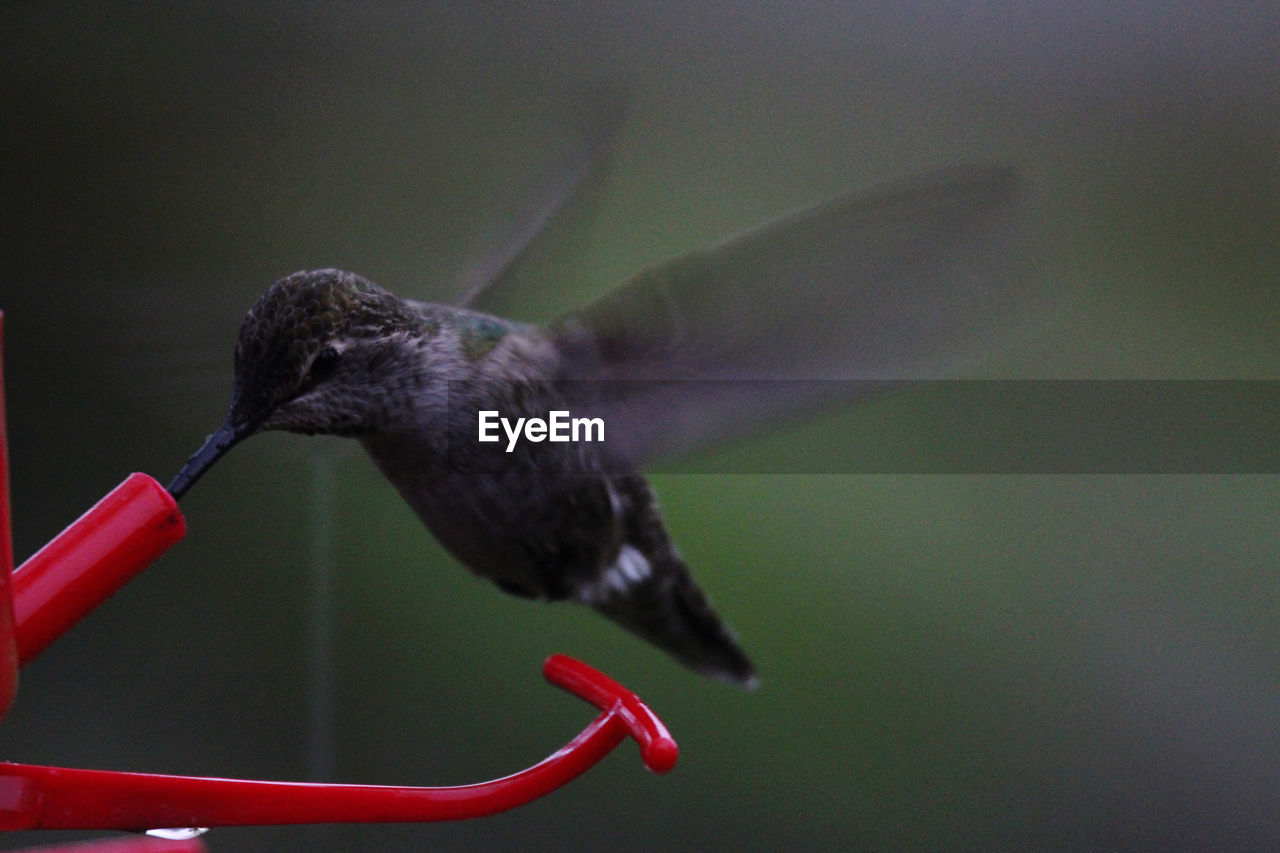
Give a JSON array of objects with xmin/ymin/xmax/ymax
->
[{"xmin": 167, "ymin": 420, "xmax": 252, "ymax": 500}]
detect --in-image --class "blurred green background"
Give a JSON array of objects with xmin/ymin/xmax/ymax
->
[{"xmin": 3, "ymin": 2, "xmax": 1278, "ymax": 850}]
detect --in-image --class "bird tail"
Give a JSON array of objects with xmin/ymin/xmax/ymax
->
[{"xmin": 578, "ymin": 541, "xmax": 758, "ymax": 689}]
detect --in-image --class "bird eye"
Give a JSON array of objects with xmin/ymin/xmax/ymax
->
[{"xmin": 309, "ymin": 346, "xmax": 341, "ymax": 380}]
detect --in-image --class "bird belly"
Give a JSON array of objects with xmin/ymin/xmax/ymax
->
[{"xmin": 360, "ymin": 433, "xmax": 621, "ymax": 600}]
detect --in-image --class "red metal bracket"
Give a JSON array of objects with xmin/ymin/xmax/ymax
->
[{"xmin": 0, "ymin": 308, "xmax": 678, "ymax": 838}]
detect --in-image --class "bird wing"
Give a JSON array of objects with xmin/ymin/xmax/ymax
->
[
  {"xmin": 544, "ymin": 164, "xmax": 1034, "ymax": 468},
  {"xmin": 452, "ymin": 98, "xmax": 627, "ymax": 313}
]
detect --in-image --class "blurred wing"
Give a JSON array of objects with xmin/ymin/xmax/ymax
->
[
  {"xmin": 545, "ymin": 164, "xmax": 1031, "ymax": 465},
  {"xmin": 454, "ymin": 98, "xmax": 627, "ymax": 312}
]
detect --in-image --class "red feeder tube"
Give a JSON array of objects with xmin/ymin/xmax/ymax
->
[{"xmin": 11, "ymin": 473, "xmax": 185, "ymax": 666}]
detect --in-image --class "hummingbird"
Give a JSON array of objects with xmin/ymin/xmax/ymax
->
[{"xmin": 167, "ymin": 164, "xmax": 1024, "ymax": 689}]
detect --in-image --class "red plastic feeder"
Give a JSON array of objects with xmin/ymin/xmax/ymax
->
[{"xmin": 0, "ymin": 310, "xmax": 678, "ymax": 841}]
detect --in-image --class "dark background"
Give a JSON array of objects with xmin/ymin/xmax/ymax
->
[{"xmin": 3, "ymin": 3, "xmax": 1278, "ymax": 850}]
